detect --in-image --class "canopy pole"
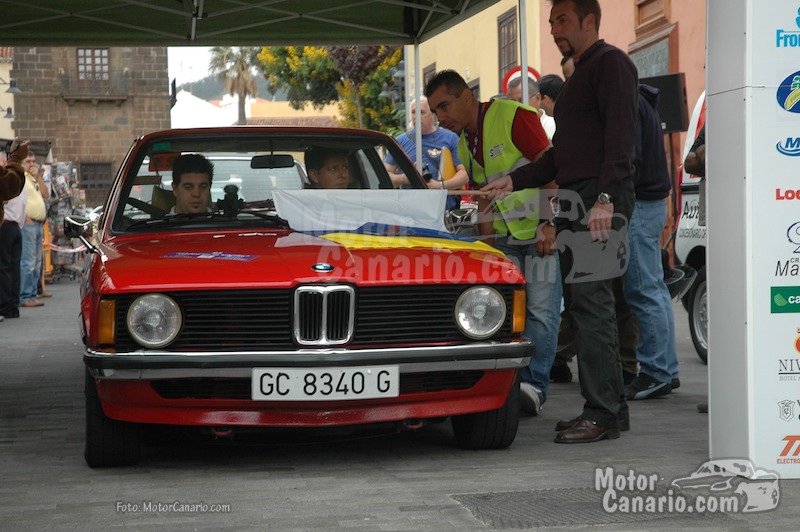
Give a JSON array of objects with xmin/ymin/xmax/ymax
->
[
  {"xmin": 413, "ymin": 41, "xmax": 423, "ymax": 175},
  {"xmin": 519, "ymin": 0, "xmax": 528, "ymax": 103}
]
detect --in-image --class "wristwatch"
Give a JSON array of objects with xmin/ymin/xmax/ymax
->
[{"xmin": 597, "ymin": 192, "xmax": 613, "ymax": 205}]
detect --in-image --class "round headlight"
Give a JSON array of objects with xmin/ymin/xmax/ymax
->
[
  {"xmin": 455, "ymin": 286, "xmax": 506, "ymax": 339},
  {"xmin": 126, "ymin": 294, "xmax": 182, "ymax": 348}
]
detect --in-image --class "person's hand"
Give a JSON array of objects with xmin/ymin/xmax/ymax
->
[
  {"xmin": 426, "ymin": 179, "xmax": 444, "ymax": 190},
  {"xmin": 535, "ymin": 223, "xmax": 557, "ymax": 256},
  {"xmin": 8, "ymin": 138, "xmax": 30, "ymax": 162},
  {"xmin": 588, "ymin": 201, "xmax": 613, "ymax": 242},
  {"xmin": 480, "ymin": 175, "xmax": 513, "ymax": 200}
]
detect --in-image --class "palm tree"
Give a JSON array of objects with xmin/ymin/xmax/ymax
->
[{"xmin": 208, "ymin": 46, "xmax": 260, "ymax": 125}]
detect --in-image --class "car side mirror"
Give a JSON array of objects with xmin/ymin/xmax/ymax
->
[{"xmin": 64, "ymin": 215, "xmax": 99, "ymax": 254}]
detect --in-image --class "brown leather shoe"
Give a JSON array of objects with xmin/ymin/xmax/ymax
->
[
  {"xmin": 20, "ymin": 300, "xmax": 44, "ymax": 308},
  {"xmin": 37, "ymin": 291, "xmax": 53, "ymax": 298},
  {"xmin": 554, "ymin": 419, "xmax": 620, "ymax": 444},
  {"xmin": 555, "ymin": 415, "xmax": 630, "ymax": 432}
]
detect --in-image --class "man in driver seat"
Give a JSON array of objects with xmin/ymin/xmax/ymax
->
[{"xmin": 171, "ymin": 154, "xmax": 214, "ymax": 214}]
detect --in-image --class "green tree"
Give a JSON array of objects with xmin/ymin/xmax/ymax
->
[
  {"xmin": 256, "ymin": 47, "xmax": 340, "ymax": 110},
  {"xmin": 208, "ymin": 46, "xmax": 260, "ymax": 125},
  {"xmin": 327, "ymin": 46, "xmax": 396, "ymax": 129},
  {"xmin": 256, "ymin": 45, "xmax": 403, "ymax": 133}
]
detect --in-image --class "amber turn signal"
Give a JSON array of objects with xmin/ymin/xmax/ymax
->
[
  {"xmin": 97, "ymin": 299, "xmax": 116, "ymax": 345},
  {"xmin": 512, "ymin": 289, "xmax": 525, "ymax": 334}
]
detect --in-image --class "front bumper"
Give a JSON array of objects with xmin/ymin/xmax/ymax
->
[
  {"xmin": 86, "ymin": 341, "xmax": 531, "ymax": 427},
  {"xmin": 85, "ymin": 340, "xmax": 533, "ymax": 379}
]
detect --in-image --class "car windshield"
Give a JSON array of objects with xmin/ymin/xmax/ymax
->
[{"xmin": 111, "ymin": 130, "xmax": 422, "ymax": 233}]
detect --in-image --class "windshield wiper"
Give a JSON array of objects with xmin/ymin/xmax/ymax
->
[
  {"xmin": 235, "ymin": 209, "xmax": 291, "ymax": 228},
  {"xmin": 124, "ymin": 212, "xmax": 215, "ymax": 230},
  {"xmin": 123, "ymin": 210, "xmax": 290, "ymax": 230}
]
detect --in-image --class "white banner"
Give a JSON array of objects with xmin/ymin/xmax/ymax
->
[{"xmin": 272, "ymin": 189, "xmax": 448, "ymax": 233}]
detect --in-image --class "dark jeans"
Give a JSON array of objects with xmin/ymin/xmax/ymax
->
[
  {"xmin": 0, "ymin": 221, "xmax": 22, "ymax": 317},
  {"xmin": 556, "ymin": 177, "xmax": 634, "ymax": 428},
  {"xmin": 555, "ymin": 278, "xmax": 639, "ymax": 376}
]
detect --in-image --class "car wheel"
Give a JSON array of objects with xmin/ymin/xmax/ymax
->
[
  {"xmin": 451, "ymin": 372, "xmax": 520, "ymax": 450},
  {"xmin": 688, "ymin": 266, "xmax": 708, "ymax": 364},
  {"xmin": 681, "ymin": 291, "xmax": 690, "ymax": 312},
  {"xmin": 84, "ymin": 370, "xmax": 141, "ymax": 468}
]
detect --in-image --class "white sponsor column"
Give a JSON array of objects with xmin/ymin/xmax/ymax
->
[{"xmin": 708, "ymin": 0, "xmax": 800, "ymax": 478}]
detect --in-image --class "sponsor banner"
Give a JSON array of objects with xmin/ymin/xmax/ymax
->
[{"xmin": 713, "ymin": 0, "xmax": 800, "ymax": 478}]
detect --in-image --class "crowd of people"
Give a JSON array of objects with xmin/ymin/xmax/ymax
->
[
  {"xmin": 1, "ymin": 139, "xmax": 54, "ymax": 323},
  {"xmin": 386, "ymin": 0, "xmax": 692, "ymax": 443}
]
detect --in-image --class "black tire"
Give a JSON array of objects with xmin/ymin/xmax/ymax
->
[
  {"xmin": 84, "ymin": 371, "xmax": 141, "ymax": 468},
  {"xmin": 688, "ymin": 266, "xmax": 708, "ymax": 364},
  {"xmin": 451, "ymin": 372, "xmax": 521, "ymax": 450}
]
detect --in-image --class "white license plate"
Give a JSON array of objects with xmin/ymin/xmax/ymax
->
[{"xmin": 251, "ymin": 366, "xmax": 399, "ymax": 401}]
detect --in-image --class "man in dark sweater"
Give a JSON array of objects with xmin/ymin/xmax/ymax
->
[
  {"xmin": 621, "ymin": 84, "xmax": 679, "ymax": 400},
  {"xmin": 482, "ymin": 0, "xmax": 637, "ymax": 443}
]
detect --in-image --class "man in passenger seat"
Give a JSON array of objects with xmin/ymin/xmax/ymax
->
[{"xmin": 305, "ymin": 147, "xmax": 350, "ymax": 190}]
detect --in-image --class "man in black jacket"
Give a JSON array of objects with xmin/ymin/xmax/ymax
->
[{"xmin": 482, "ymin": 0, "xmax": 637, "ymax": 444}]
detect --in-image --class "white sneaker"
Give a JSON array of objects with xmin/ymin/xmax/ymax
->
[{"xmin": 520, "ymin": 382, "xmax": 542, "ymax": 416}]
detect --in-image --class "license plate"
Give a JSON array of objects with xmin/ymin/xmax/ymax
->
[{"xmin": 251, "ymin": 366, "xmax": 399, "ymax": 401}]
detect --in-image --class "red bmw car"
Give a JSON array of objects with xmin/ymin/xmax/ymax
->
[{"xmin": 67, "ymin": 127, "xmax": 531, "ymax": 467}]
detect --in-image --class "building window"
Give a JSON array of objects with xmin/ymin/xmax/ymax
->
[
  {"xmin": 81, "ymin": 163, "xmax": 113, "ymax": 206},
  {"xmin": 423, "ymin": 63, "xmax": 437, "ymax": 91},
  {"xmin": 78, "ymin": 48, "xmax": 110, "ymax": 83},
  {"xmin": 498, "ymin": 8, "xmax": 517, "ymax": 93}
]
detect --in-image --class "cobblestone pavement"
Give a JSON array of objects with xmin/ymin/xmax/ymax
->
[{"xmin": 1, "ymin": 277, "xmax": 797, "ymax": 531}]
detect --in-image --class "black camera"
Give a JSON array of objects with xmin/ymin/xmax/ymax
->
[
  {"xmin": 4, "ymin": 140, "xmax": 12, "ymax": 154},
  {"xmin": 421, "ymin": 163, "xmax": 433, "ymax": 182}
]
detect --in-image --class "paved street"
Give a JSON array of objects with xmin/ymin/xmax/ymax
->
[{"xmin": 0, "ymin": 276, "xmax": 796, "ymax": 531}]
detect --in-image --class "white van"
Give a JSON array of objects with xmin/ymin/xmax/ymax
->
[{"xmin": 674, "ymin": 91, "xmax": 707, "ymax": 362}]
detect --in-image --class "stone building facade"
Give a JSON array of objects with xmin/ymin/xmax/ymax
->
[{"xmin": 11, "ymin": 47, "xmax": 171, "ymax": 206}]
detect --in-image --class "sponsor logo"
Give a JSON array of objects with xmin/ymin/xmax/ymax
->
[
  {"xmin": 776, "ymin": 70, "xmax": 800, "ymax": 113},
  {"xmin": 771, "ymin": 286, "xmax": 800, "ymax": 313},
  {"xmin": 681, "ymin": 199, "xmax": 699, "ymax": 220},
  {"xmin": 775, "ymin": 259, "xmax": 800, "ymax": 277},
  {"xmin": 778, "ymin": 400, "xmax": 797, "ymax": 422},
  {"xmin": 777, "ymin": 137, "xmax": 800, "ymax": 156},
  {"xmin": 679, "ymin": 227, "xmax": 706, "ymax": 240},
  {"xmin": 788, "ymin": 222, "xmax": 800, "ymax": 253},
  {"xmin": 779, "ymin": 435, "xmax": 800, "ymax": 463},
  {"xmin": 678, "ymin": 198, "xmax": 705, "ymax": 239},
  {"xmin": 775, "ymin": 8, "xmax": 800, "ymax": 48},
  {"xmin": 776, "ymin": 188, "xmax": 800, "ymax": 200},
  {"xmin": 778, "ymin": 331, "xmax": 800, "ymax": 380},
  {"xmin": 775, "ymin": 225, "xmax": 800, "ymax": 276},
  {"xmin": 488, "ymin": 144, "xmax": 504, "ymax": 159}
]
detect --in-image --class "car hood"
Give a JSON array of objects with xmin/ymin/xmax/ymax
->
[{"xmin": 94, "ymin": 230, "xmax": 518, "ymax": 292}]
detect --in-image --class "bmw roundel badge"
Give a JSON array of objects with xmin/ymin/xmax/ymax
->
[{"xmin": 312, "ymin": 263, "xmax": 335, "ymax": 272}]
